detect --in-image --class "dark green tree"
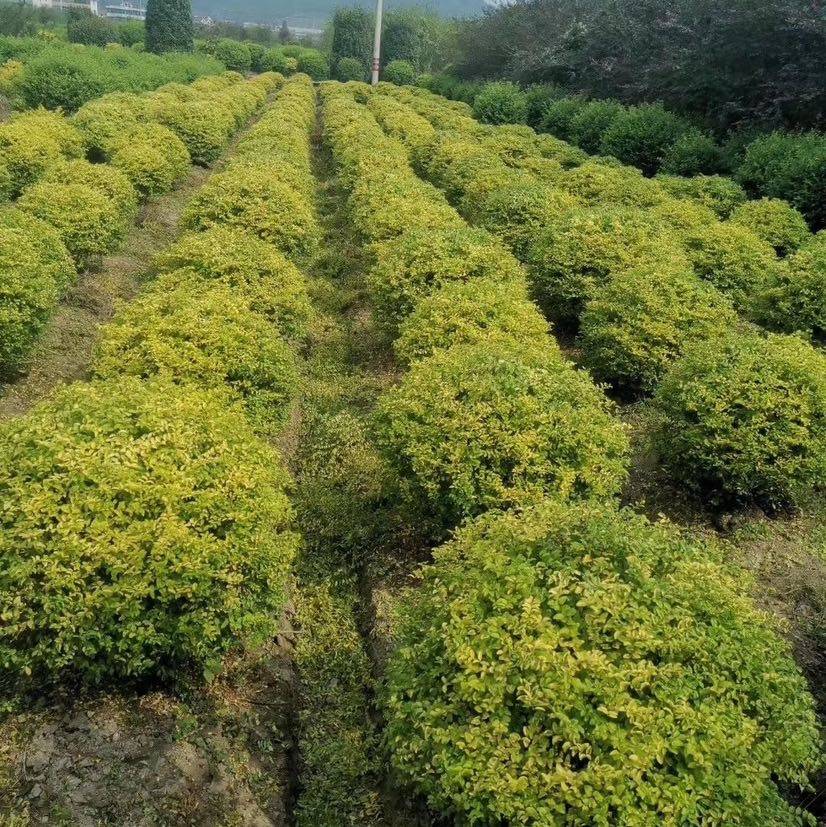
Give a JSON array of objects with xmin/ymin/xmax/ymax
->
[
  {"xmin": 67, "ymin": 9, "xmax": 118, "ymax": 46},
  {"xmin": 331, "ymin": 7, "xmax": 372, "ymax": 67},
  {"xmin": 278, "ymin": 20, "xmax": 290, "ymax": 43},
  {"xmin": 145, "ymin": 0, "xmax": 194, "ymax": 54}
]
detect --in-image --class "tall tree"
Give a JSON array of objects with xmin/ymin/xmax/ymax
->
[
  {"xmin": 331, "ymin": 7, "xmax": 372, "ymax": 66},
  {"xmin": 279, "ymin": 20, "xmax": 290, "ymax": 43},
  {"xmin": 145, "ymin": 0, "xmax": 194, "ymax": 54}
]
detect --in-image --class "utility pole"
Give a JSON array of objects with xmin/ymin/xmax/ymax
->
[{"xmin": 371, "ymin": 0, "xmax": 383, "ymax": 85}]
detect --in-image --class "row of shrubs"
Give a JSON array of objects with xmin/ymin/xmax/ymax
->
[
  {"xmin": 198, "ymin": 38, "xmax": 330, "ymax": 81},
  {"xmin": 425, "ymin": 77, "xmax": 826, "ymax": 230},
  {"xmin": 0, "ymin": 72, "xmax": 274, "ymax": 382},
  {"xmin": 375, "ymin": 83, "xmax": 826, "ymax": 513},
  {"xmin": 0, "ymin": 73, "xmax": 318, "ymax": 688},
  {"xmin": 322, "ymin": 81, "xmax": 823, "ymax": 826},
  {"xmin": 0, "ymin": 36, "xmax": 225, "ymax": 112}
]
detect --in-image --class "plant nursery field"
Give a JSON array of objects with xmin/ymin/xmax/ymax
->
[{"xmin": 0, "ymin": 72, "xmax": 824, "ymax": 826}]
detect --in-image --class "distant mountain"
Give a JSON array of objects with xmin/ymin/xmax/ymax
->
[{"xmin": 192, "ymin": 0, "xmax": 483, "ymax": 29}]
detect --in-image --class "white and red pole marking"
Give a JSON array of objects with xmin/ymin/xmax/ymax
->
[{"xmin": 371, "ymin": 0, "xmax": 384, "ymax": 85}]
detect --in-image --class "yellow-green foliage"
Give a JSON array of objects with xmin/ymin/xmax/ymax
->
[
  {"xmin": 369, "ymin": 225, "xmax": 526, "ymax": 334},
  {"xmin": 751, "ymin": 233, "xmax": 825, "ymax": 339},
  {"xmin": 654, "ymin": 331, "xmax": 826, "ymax": 507},
  {"xmin": 154, "ymin": 98, "xmax": 236, "ymax": 165},
  {"xmin": 678, "ymin": 221, "xmax": 779, "ymax": 309},
  {"xmin": 579, "ymin": 264, "xmax": 740, "ymax": 396},
  {"xmin": 72, "ymin": 91, "xmax": 148, "ymax": 156},
  {"xmin": 526, "ymin": 206, "xmax": 687, "ymax": 324},
  {"xmin": 9, "ymin": 108, "xmax": 84, "ymax": 159},
  {"xmin": 0, "ymin": 377, "xmax": 298, "ymax": 683},
  {"xmin": 156, "ymin": 226, "xmax": 312, "ymax": 340},
  {"xmin": 181, "ymin": 165, "xmax": 319, "ymax": 259},
  {"xmin": 728, "ymin": 197, "xmax": 812, "ymax": 255},
  {"xmin": 18, "ymin": 181, "xmax": 128, "ymax": 264},
  {"xmin": 556, "ymin": 160, "xmax": 668, "ymax": 207},
  {"xmin": 110, "ymin": 126, "xmax": 192, "ymax": 197},
  {"xmin": 394, "ymin": 275, "xmax": 550, "ymax": 364},
  {"xmin": 0, "ymin": 207, "xmax": 76, "ymax": 292},
  {"xmin": 422, "ymin": 135, "xmax": 508, "ymax": 203},
  {"xmin": 0, "ymin": 120, "xmax": 63, "ymax": 195},
  {"xmin": 0, "ymin": 59, "xmax": 23, "ymax": 97},
  {"xmin": 41, "ymin": 159, "xmax": 139, "ymax": 221},
  {"xmin": 385, "ymin": 499, "xmax": 820, "ymax": 826},
  {"xmin": 0, "ymin": 225, "xmax": 62, "ymax": 377},
  {"xmin": 94, "ymin": 281, "xmax": 299, "ymax": 432},
  {"xmin": 376, "ymin": 336, "xmax": 628, "ymax": 533},
  {"xmin": 655, "ymin": 173, "xmax": 747, "ymax": 218},
  {"xmin": 645, "ymin": 197, "xmax": 718, "ymax": 233},
  {"xmin": 466, "ymin": 180, "xmax": 581, "ymax": 256}
]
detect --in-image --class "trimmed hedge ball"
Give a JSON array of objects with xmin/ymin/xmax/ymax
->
[
  {"xmin": 472, "ymin": 82, "xmax": 528, "ymax": 125},
  {"xmin": 0, "ymin": 123, "xmax": 63, "ymax": 195},
  {"xmin": 467, "ymin": 181, "xmax": 582, "ymax": 257},
  {"xmin": 94, "ymin": 281, "xmax": 299, "ymax": 431},
  {"xmin": 579, "ymin": 264, "xmax": 739, "ymax": 396},
  {"xmin": 526, "ymin": 206, "xmax": 687, "ymax": 324},
  {"xmin": 181, "ymin": 166, "xmax": 319, "ymax": 259},
  {"xmin": 0, "ymin": 377, "xmax": 298, "ymax": 684},
  {"xmin": 540, "ymin": 96, "xmax": 588, "ymax": 142},
  {"xmin": 654, "ymin": 330, "xmax": 826, "ymax": 508},
  {"xmin": 375, "ymin": 337, "xmax": 629, "ymax": 533},
  {"xmin": 660, "ymin": 128, "xmax": 725, "ymax": 176},
  {"xmin": 568, "ymin": 99, "xmax": 623, "ymax": 153},
  {"xmin": 41, "ymin": 159, "xmax": 138, "ymax": 221},
  {"xmin": 156, "ymin": 226, "xmax": 312, "ymax": 341},
  {"xmin": 728, "ymin": 197, "xmax": 812, "ymax": 255},
  {"xmin": 18, "ymin": 181, "xmax": 128, "ymax": 265},
  {"xmin": 155, "ymin": 99, "xmax": 236, "ymax": 165},
  {"xmin": 72, "ymin": 92, "xmax": 148, "ymax": 157},
  {"xmin": 368, "ymin": 225, "xmax": 526, "ymax": 335},
  {"xmin": 9, "ymin": 108, "xmax": 85, "ymax": 160},
  {"xmin": 556, "ymin": 161, "xmax": 667, "ymax": 208},
  {"xmin": 678, "ymin": 222, "xmax": 779, "ymax": 309},
  {"xmin": 655, "ymin": 173, "xmax": 747, "ymax": 218},
  {"xmin": 0, "ymin": 207, "xmax": 76, "ymax": 292},
  {"xmin": 383, "ymin": 60, "xmax": 416, "ymax": 86},
  {"xmin": 385, "ymin": 499, "xmax": 820, "ymax": 826},
  {"xmin": 0, "ymin": 226, "xmax": 62, "ymax": 378},
  {"xmin": 393, "ymin": 275, "xmax": 550, "ymax": 364},
  {"xmin": 335, "ymin": 57, "xmax": 365, "ymax": 82}
]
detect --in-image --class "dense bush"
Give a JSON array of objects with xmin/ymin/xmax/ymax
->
[
  {"xmin": 394, "ymin": 275, "xmax": 550, "ymax": 364},
  {"xmin": 145, "ymin": 0, "xmax": 193, "ymax": 54},
  {"xmin": 335, "ymin": 56, "xmax": 364, "ymax": 82},
  {"xmin": 599, "ymin": 103, "xmax": 689, "ymax": 175},
  {"xmin": 156, "ymin": 226, "xmax": 312, "ymax": 340},
  {"xmin": 296, "ymin": 49, "xmax": 329, "ymax": 81},
  {"xmin": 110, "ymin": 124, "xmax": 191, "ymax": 196},
  {"xmin": 41, "ymin": 159, "xmax": 139, "ymax": 220},
  {"xmin": 376, "ymin": 336, "xmax": 628, "ymax": 532},
  {"xmin": 383, "ymin": 59, "xmax": 415, "ymax": 86},
  {"xmin": 473, "ymin": 81, "xmax": 528, "ymax": 125},
  {"xmin": 728, "ymin": 197, "xmax": 811, "ymax": 255},
  {"xmin": 654, "ymin": 173, "xmax": 747, "ymax": 218},
  {"xmin": 523, "ymin": 83, "xmax": 563, "ymax": 129},
  {"xmin": 555, "ymin": 161, "xmax": 666, "ymax": 208},
  {"xmin": 654, "ymin": 331, "xmax": 826, "ymax": 508},
  {"xmin": 72, "ymin": 91, "xmax": 148, "ymax": 156},
  {"xmin": 385, "ymin": 499, "xmax": 820, "ymax": 825},
  {"xmin": 94, "ymin": 281, "xmax": 298, "ymax": 430},
  {"xmin": 678, "ymin": 222, "xmax": 779, "ymax": 309},
  {"xmin": 212, "ymin": 38, "xmax": 251, "ymax": 73},
  {"xmin": 18, "ymin": 181, "xmax": 128, "ymax": 264},
  {"xmin": 660, "ymin": 128, "xmax": 725, "ymax": 176},
  {"xmin": 751, "ymin": 233, "xmax": 825, "ymax": 340},
  {"xmin": 368, "ymin": 225, "xmax": 525, "ymax": 334},
  {"xmin": 579, "ymin": 264, "xmax": 739, "ymax": 396},
  {"xmin": 568, "ymin": 99, "xmax": 622, "ymax": 153},
  {"xmin": 181, "ymin": 165, "xmax": 318, "ymax": 259},
  {"xmin": 0, "ymin": 377, "xmax": 297, "ymax": 683},
  {"xmin": 539, "ymin": 96, "xmax": 587, "ymax": 142},
  {"xmin": 526, "ymin": 206, "xmax": 686, "ymax": 324},
  {"xmin": 467, "ymin": 181, "xmax": 581, "ymax": 257},
  {"xmin": 153, "ymin": 98, "xmax": 236, "ymax": 164},
  {"xmin": 737, "ymin": 131, "xmax": 826, "ymax": 230},
  {"xmin": 67, "ymin": 10, "xmax": 118, "ymax": 46}
]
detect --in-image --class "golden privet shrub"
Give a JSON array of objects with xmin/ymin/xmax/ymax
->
[
  {"xmin": 18, "ymin": 181, "xmax": 128, "ymax": 264},
  {"xmin": 579, "ymin": 264, "xmax": 739, "ymax": 396},
  {"xmin": 94, "ymin": 281, "xmax": 299, "ymax": 431},
  {"xmin": 41, "ymin": 159, "xmax": 139, "ymax": 221},
  {"xmin": 110, "ymin": 124, "xmax": 191, "ymax": 197},
  {"xmin": 654, "ymin": 331, "xmax": 826, "ymax": 508},
  {"xmin": 154, "ymin": 98, "xmax": 236, "ymax": 165},
  {"xmin": 0, "ymin": 377, "xmax": 298, "ymax": 684},
  {"xmin": 156, "ymin": 226, "xmax": 312, "ymax": 340},
  {"xmin": 385, "ymin": 499, "xmax": 820, "ymax": 826},
  {"xmin": 181, "ymin": 166, "xmax": 319, "ymax": 259},
  {"xmin": 369, "ymin": 225, "xmax": 526, "ymax": 335},
  {"xmin": 393, "ymin": 275, "xmax": 550, "ymax": 364},
  {"xmin": 728, "ymin": 197, "xmax": 812, "ymax": 255},
  {"xmin": 655, "ymin": 173, "xmax": 747, "ymax": 218},
  {"xmin": 376, "ymin": 336, "xmax": 628, "ymax": 533}
]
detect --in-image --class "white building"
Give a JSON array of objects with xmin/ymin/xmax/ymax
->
[
  {"xmin": 30, "ymin": 0, "xmax": 146, "ymax": 22},
  {"xmin": 31, "ymin": 0, "xmax": 100, "ymax": 13}
]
